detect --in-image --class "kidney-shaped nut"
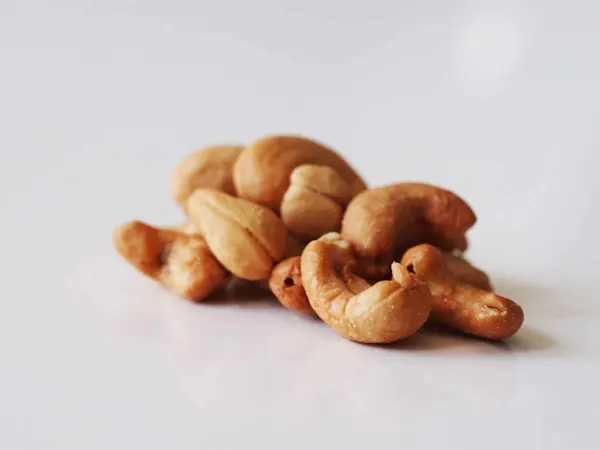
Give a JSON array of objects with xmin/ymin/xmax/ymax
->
[
  {"xmin": 301, "ymin": 233, "xmax": 433, "ymax": 344},
  {"xmin": 171, "ymin": 145, "xmax": 243, "ymax": 207},
  {"xmin": 269, "ymin": 255, "xmax": 484, "ymax": 319},
  {"xmin": 280, "ymin": 164, "xmax": 356, "ymax": 241},
  {"xmin": 401, "ymin": 244, "xmax": 523, "ymax": 340},
  {"xmin": 269, "ymin": 256, "xmax": 314, "ymax": 315},
  {"xmin": 444, "ymin": 253, "xmax": 492, "ymax": 291},
  {"xmin": 186, "ymin": 189, "xmax": 288, "ymax": 281},
  {"xmin": 233, "ymin": 135, "xmax": 366, "ymax": 212},
  {"xmin": 342, "ymin": 183, "xmax": 476, "ymax": 279},
  {"xmin": 113, "ymin": 221, "xmax": 230, "ymax": 301}
]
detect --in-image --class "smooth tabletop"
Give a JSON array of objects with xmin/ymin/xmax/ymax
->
[{"xmin": 1, "ymin": 1, "xmax": 599, "ymax": 449}]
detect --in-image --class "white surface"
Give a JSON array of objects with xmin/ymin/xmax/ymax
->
[{"xmin": 1, "ymin": 1, "xmax": 599, "ymax": 449}]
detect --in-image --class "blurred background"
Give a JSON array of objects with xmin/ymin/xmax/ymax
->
[
  {"xmin": 1, "ymin": 1, "xmax": 599, "ymax": 449},
  {"xmin": 1, "ymin": 1, "xmax": 598, "ymax": 280}
]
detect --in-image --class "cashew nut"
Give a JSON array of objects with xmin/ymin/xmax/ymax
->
[
  {"xmin": 171, "ymin": 145, "xmax": 243, "ymax": 207},
  {"xmin": 443, "ymin": 253, "xmax": 492, "ymax": 291},
  {"xmin": 172, "ymin": 220, "xmax": 202, "ymax": 235},
  {"xmin": 301, "ymin": 233, "xmax": 433, "ymax": 344},
  {"xmin": 186, "ymin": 188, "xmax": 288, "ymax": 280},
  {"xmin": 342, "ymin": 183, "xmax": 476, "ymax": 278},
  {"xmin": 401, "ymin": 244, "xmax": 523, "ymax": 339},
  {"xmin": 233, "ymin": 136, "xmax": 366, "ymax": 239},
  {"xmin": 269, "ymin": 252, "xmax": 491, "ymax": 315},
  {"xmin": 113, "ymin": 221, "xmax": 230, "ymax": 301},
  {"xmin": 268, "ymin": 256, "xmax": 314, "ymax": 315},
  {"xmin": 281, "ymin": 164, "xmax": 355, "ymax": 241}
]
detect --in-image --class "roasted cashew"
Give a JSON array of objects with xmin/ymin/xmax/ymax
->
[
  {"xmin": 113, "ymin": 221, "xmax": 230, "ymax": 301},
  {"xmin": 401, "ymin": 244, "xmax": 523, "ymax": 340},
  {"xmin": 186, "ymin": 189, "xmax": 288, "ymax": 281},
  {"xmin": 174, "ymin": 220, "xmax": 303, "ymax": 261},
  {"xmin": 233, "ymin": 136, "xmax": 366, "ymax": 239},
  {"xmin": 172, "ymin": 220, "xmax": 202, "ymax": 235},
  {"xmin": 341, "ymin": 183, "xmax": 476, "ymax": 278},
  {"xmin": 280, "ymin": 164, "xmax": 355, "ymax": 241},
  {"xmin": 301, "ymin": 233, "xmax": 433, "ymax": 344},
  {"xmin": 171, "ymin": 145, "xmax": 243, "ymax": 207},
  {"xmin": 269, "ymin": 252, "xmax": 490, "ymax": 316},
  {"xmin": 443, "ymin": 253, "xmax": 492, "ymax": 291},
  {"xmin": 268, "ymin": 256, "xmax": 314, "ymax": 315}
]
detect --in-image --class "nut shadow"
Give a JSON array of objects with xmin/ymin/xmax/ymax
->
[
  {"xmin": 201, "ymin": 278, "xmax": 279, "ymax": 309},
  {"xmin": 381, "ymin": 323, "xmax": 511, "ymax": 354},
  {"xmin": 503, "ymin": 326, "xmax": 557, "ymax": 353},
  {"xmin": 377, "ymin": 322, "xmax": 556, "ymax": 355}
]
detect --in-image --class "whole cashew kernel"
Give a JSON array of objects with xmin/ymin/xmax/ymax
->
[
  {"xmin": 342, "ymin": 183, "xmax": 476, "ymax": 278},
  {"xmin": 113, "ymin": 221, "xmax": 230, "ymax": 301},
  {"xmin": 186, "ymin": 188, "xmax": 288, "ymax": 281},
  {"xmin": 444, "ymin": 253, "xmax": 492, "ymax": 291},
  {"xmin": 401, "ymin": 244, "xmax": 523, "ymax": 340},
  {"xmin": 281, "ymin": 164, "xmax": 355, "ymax": 241},
  {"xmin": 233, "ymin": 135, "xmax": 366, "ymax": 211},
  {"xmin": 171, "ymin": 145, "xmax": 243, "ymax": 207},
  {"xmin": 301, "ymin": 233, "xmax": 433, "ymax": 344},
  {"xmin": 268, "ymin": 256, "xmax": 314, "ymax": 315}
]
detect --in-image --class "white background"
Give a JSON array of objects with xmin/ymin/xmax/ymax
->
[{"xmin": 1, "ymin": 1, "xmax": 599, "ymax": 449}]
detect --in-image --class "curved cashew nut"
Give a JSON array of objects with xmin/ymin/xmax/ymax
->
[
  {"xmin": 443, "ymin": 253, "xmax": 492, "ymax": 291},
  {"xmin": 341, "ymin": 183, "xmax": 476, "ymax": 278},
  {"xmin": 281, "ymin": 164, "xmax": 355, "ymax": 241},
  {"xmin": 269, "ymin": 256, "xmax": 314, "ymax": 315},
  {"xmin": 186, "ymin": 189, "xmax": 288, "ymax": 281},
  {"xmin": 401, "ymin": 244, "xmax": 523, "ymax": 340},
  {"xmin": 301, "ymin": 233, "xmax": 433, "ymax": 344},
  {"xmin": 171, "ymin": 145, "xmax": 243, "ymax": 207},
  {"xmin": 233, "ymin": 136, "xmax": 366, "ymax": 239},
  {"xmin": 113, "ymin": 221, "xmax": 230, "ymax": 301},
  {"xmin": 269, "ymin": 252, "xmax": 492, "ymax": 316}
]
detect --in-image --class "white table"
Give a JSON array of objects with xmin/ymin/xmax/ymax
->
[{"xmin": 1, "ymin": 1, "xmax": 598, "ymax": 449}]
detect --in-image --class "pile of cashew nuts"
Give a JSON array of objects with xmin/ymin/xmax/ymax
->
[{"xmin": 113, "ymin": 135, "xmax": 524, "ymax": 344}]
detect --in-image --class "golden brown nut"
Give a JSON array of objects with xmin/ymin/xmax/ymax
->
[
  {"xmin": 268, "ymin": 256, "xmax": 314, "ymax": 315},
  {"xmin": 113, "ymin": 221, "xmax": 230, "ymax": 301},
  {"xmin": 172, "ymin": 220, "xmax": 202, "ymax": 235},
  {"xmin": 186, "ymin": 189, "xmax": 288, "ymax": 281},
  {"xmin": 280, "ymin": 164, "xmax": 356, "ymax": 241},
  {"xmin": 444, "ymin": 253, "xmax": 492, "ymax": 291},
  {"xmin": 233, "ymin": 135, "xmax": 366, "ymax": 212},
  {"xmin": 342, "ymin": 183, "xmax": 476, "ymax": 278},
  {"xmin": 401, "ymin": 244, "xmax": 523, "ymax": 340},
  {"xmin": 171, "ymin": 145, "xmax": 243, "ymax": 207},
  {"xmin": 301, "ymin": 233, "xmax": 433, "ymax": 344}
]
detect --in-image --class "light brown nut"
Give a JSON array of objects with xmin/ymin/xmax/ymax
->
[
  {"xmin": 233, "ymin": 135, "xmax": 366, "ymax": 212},
  {"xmin": 342, "ymin": 183, "xmax": 476, "ymax": 278},
  {"xmin": 444, "ymin": 253, "xmax": 492, "ymax": 291},
  {"xmin": 171, "ymin": 145, "xmax": 243, "ymax": 207},
  {"xmin": 401, "ymin": 244, "xmax": 523, "ymax": 340},
  {"xmin": 113, "ymin": 221, "xmax": 230, "ymax": 301},
  {"xmin": 281, "ymin": 164, "xmax": 356, "ymax": 241},
  {"xmin": 268, "ymin": 256, "xmax": 314, "ymax": 315},
  {"xmin": 172, "ymin": 220, "xmax": 202, "ymax": 235},
  {"xmin": 186, "ymin": 189, "xmax": 288, "ymax": 281},
  {"xmin": 301, "ymin": 233, "xmax": 433, "ymax": 344}
]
